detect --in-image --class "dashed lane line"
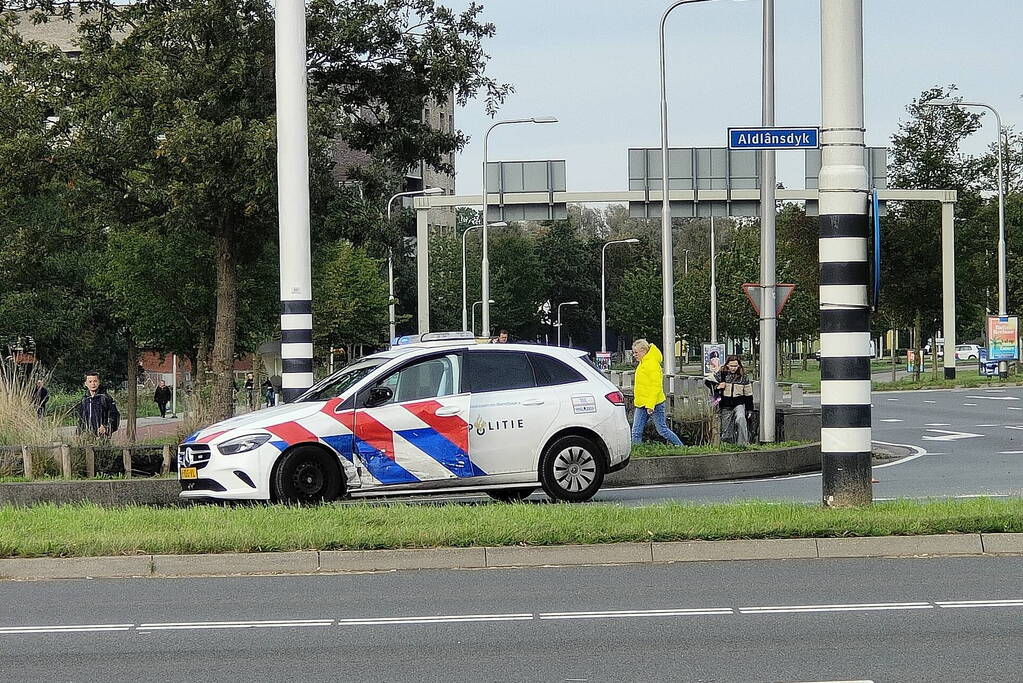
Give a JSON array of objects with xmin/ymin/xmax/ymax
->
[{"xmin": 5, "ymin": 599, "xmax": 1022, "ymax": 635}]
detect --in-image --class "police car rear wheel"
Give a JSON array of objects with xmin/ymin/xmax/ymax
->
[
  {"xmin": 539, "ymin": 435, "xmax": 604, "ymax": 503},
  {"xmin": 485, "ymin": 487, "xmax": 536, "ymax": 503},
  {"xmin": 273, "ymin": 447, "xmax": 343, "ymax": 504}
]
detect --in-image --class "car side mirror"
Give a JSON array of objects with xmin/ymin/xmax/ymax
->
[{"xmin": 365, "ymin": 385, "xmax": 393, "ymax": 408}]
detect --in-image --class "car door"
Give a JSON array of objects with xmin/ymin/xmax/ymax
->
[
  {"xmin": 351, "ymin": 352, "xmax": 475, "ymax": 488},
  {"xmin": 464, "ymin": 349, "xmax": 561, "ymax": 477}
]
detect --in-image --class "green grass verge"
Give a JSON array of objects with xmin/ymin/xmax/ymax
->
[
  {"xmin": 631, "ymin": 441, "xmax": 807, "ymax": 457},
  {"xmin": 0, "ymin": 498, "xmax": 1019, "ymax": 559}
]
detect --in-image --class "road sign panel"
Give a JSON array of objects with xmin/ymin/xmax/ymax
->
[
  {"xmin": 742, "ymin": 283, "xmax": 796, "ymax": 317},
  {"xmin": 728, "ymin": 127, "xmax": 819, "ymax": 150}
]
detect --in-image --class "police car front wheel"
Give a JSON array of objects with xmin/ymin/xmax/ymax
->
[
  {"xmin": 539, "ymin": 435, "xmax": 605, "ymax": 503},
  {"xmin": 272, "ymin": 446, "xmax": 344, "ymax": 504}
]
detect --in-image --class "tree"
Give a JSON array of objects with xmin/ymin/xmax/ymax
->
[
  {"xmin": 313, "ymin": 242, "xmax": 389, "ymax": 353},
  {"xmin": 1, "ymin": 0, "xmax": 510, "ymax": 421}
]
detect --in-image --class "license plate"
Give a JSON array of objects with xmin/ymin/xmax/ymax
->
[{"xmin": 180, "ymin": 467, "xmax": 198, "ymax": 480}]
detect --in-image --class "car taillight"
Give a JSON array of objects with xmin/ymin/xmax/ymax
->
[{"xmin": 605, "ymin": 391, "xmax": 625, "ymax": 406}]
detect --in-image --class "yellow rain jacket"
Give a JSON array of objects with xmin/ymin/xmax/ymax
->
[{"xmin": 634, "ymin": 344, "xmax": 667, "ymax": 409}]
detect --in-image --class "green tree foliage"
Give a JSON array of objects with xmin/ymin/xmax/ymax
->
[{"xmin": 313, "ymin": 242, "xmax": 389, "ymax": 352}]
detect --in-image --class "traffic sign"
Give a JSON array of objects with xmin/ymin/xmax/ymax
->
[
  {"xmin": 742, "ymin": 283, "xmax": 796, "ymax": 317},
  {"xmin": 728, "ymin": 127, "xmax": 819, "ymax": 150}
]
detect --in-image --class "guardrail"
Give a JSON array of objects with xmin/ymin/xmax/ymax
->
[{"xmin": 0, "ymin": 444, "xmax": 174, "ymax": 480}]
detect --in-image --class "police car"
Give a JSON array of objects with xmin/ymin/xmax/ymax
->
[{"xmin": 179, "ymin": 332, "xmax": 631, "ymax": 504}]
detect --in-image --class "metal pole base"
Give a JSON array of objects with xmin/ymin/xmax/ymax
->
[
  {"xmin": 944, "ymin": 367, "xmax": 955, "ymax": 380},
  {"xmin": 822, "ymin": 452, "xmax": 873, "ymax": 507}
]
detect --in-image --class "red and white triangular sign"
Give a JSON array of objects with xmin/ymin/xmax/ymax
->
[{"xmin": 742, "ymin": 283, "xmax": 796, "ymax": 317}]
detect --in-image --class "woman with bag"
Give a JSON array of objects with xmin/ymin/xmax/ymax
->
[{"xmin": 715, "ymin": 355, "xmax": 754, "ymax": 445}]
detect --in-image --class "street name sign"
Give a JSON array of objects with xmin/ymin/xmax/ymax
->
[{"xmin": 728, "ymin": 127, "xmax": 820, "ymax": 150}]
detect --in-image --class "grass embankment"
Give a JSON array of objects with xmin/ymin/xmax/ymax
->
[
  {"xmin": 631, "ymin": 442, "xmax": 806, "ymax": 458},
  {"xmin": 1, "ymin": 498, "xmax": 1019, "ymax": 559}
]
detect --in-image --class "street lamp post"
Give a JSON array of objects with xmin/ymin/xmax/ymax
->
[
  {"xmin": 481, "ymin": 116, "xmax": 557, "ymax": 339},
  {"xmin": 601, "ymin": 238, "xmax": 640, "ymax": 353},
  {"xmin": 710, "ymin": 215, "xmax": 718, "ymax": 343},
  {"xmin": 925, "ymin": 97, "xmax": 1008, "ymax": 378},
  {"xmin": 682, "ymin": 249, "xmax": 690, "ymax": 276},
  {"xmin": 471, "ymin": 299, "xmax": 495, "ymax": 338},
  {"xmin": 461, "ymin": 222, "xmax": 507, "ymax": 331},
  {"xmin": 556, "ymin": 301, "xmax": 579, "ymax": 347},
  {"xmin": 386, "ymin": 187, "xmax": 443, "ymax": 342},
  {"xmin": 659, "ymin": 0, "xmax": 713, "ymax": 377}
]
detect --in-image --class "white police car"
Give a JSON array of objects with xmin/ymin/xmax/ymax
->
[{"xmin": 179, "ymin": 332, "xmax": 631, "ymax": 504}]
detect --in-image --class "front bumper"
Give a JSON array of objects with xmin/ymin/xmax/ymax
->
[{"xmin": 178, "ymin": 443, "xmax": 273, "ymax": 500}]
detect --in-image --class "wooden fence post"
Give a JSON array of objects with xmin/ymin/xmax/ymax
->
[
  {"xmin": 161, "ymin": 445, "xmax": 172, "ymax": 475},
  {"xmin": 122, "ymin": 448, "xmax": 132, "ymax": 479},
  {"xmin": 21, "ymin": 445, "xmax": 32, "ymax": 480},
  {"xmin": 60, "ymin": 445, "xmax": 72, "ymax": 479},
  {"xmin": 85, "ymin": 446, "xmax": 95, "ymax": 478}
]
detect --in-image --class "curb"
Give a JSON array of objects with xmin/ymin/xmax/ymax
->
[{"xmin": 2, "ymin": 533, "xmax": 1021, "ymax": 580}]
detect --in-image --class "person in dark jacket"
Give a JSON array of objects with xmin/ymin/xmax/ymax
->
[
  {"xmin": 78, "ymin": 371, "xmax": 116, "ymax": 438},
  {"xmin": 154, "ymin": 379, "xmax": 172, "ymax": 418},
  {"xmin": 31, "ymin": 379, "xmax": 49, "ymax": 418},
  {"xmin": 714, "ymin": 355, "xmax": 754, "ymax": 445},
  {"xmin": 262, "ymin": 378, "xmax": 276, "ymax": 408}
]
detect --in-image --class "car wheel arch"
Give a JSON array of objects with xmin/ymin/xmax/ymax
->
[
  {"xmin": 536, "ymin": 426, "xmax": 610, "ymax": 477},
  {"xmin": 269, "ymin": 442, "xmax": 347, "ymax": 503}
]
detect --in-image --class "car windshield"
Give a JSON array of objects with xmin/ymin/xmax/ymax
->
[{"xmin": 293, "ymin": 358, "xmax": 386, "ymax": 402}]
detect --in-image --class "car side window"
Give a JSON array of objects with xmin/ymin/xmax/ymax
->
[
  {"xmin": 528, "ymin": 352, "xmax": 585, "ymax": 386},
  {"xmin": 375, "ymin": 353, "xmax": 462, "ymax": 404},
  {"xmin": 465, "ymin": 351, "xmax": 536, "ymax": 393}
]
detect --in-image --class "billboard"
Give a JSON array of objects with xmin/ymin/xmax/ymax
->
[{"xmin": 986, "ymin": 315, "xmax": 1020, "ymax": 362}]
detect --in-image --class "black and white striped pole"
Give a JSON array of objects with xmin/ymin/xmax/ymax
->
[
  {"xmin": 819, "ymin": 0, "xmax": 872, "ymax": 506},
  {"xmin": 275, "ymin": 1, "xmax": 314, "ymax": 403}
]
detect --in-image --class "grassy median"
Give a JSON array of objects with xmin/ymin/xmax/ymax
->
[{"xmin": 1, "ymin": 497, "xmax": 1020, "ymax": 559}]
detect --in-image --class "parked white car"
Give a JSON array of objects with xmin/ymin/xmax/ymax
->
[
  {"xmin": 955, "ymin": 344, "xmax": 981, "ymax": 360},
  {"xmin": 178, "ymin": 333, "xmax": 632, "ymax": 504}
]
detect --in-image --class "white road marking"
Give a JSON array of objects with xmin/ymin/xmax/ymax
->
[
  {"xmin": 138, "ymin": 619, "xmax": 333, "ymax": 631},
  {"xmin": 965, "ymin": 395, "xmax": 1019, "ymax": 401},
  {"xmin": 974, "ymin": 424, "xmax": 1000, "ymax": 427},
  {"xmin": 921, "ymin": 429, "xmax": 984, "ymax": 441},
  {"xmin": 924, "ymin": 400, "xmax": 936, "ymax": 403},
  {"xmin": 998, "ymin": 451, "xmax": 1023, "ymax": 455},
  {"xmin": 539, "ymin": 608, "xmax": 732, "ymax": 620},
  {"xmin": 886, "ymin": 398, "xmax": 899, "ymax": 401},
  {"xmin": 936, "ymin": 599, "xmax": 1023, "ymax": 609},
  {"xmin": 0, "ymin": 624, "xmax": 133, "ymax": 635},
  {"xmin": 879, "ymin": 419, "xmax": 902, "ymax": 423},
  {"xmin": 739, "ymin": 602, "xmax": 932, "ymax": 614},
  {"xmin": 337, "ymin": 613, "xmax": 533, "ymax": 626},
  {"xmin": 1005, "ymin": 425, "xmax": 1023, "ymax": 431},
  {"xmin": 924, "ymin": 423, "xmax": 951, "ymax": 426},
  {"xmin": 963, "ymin": 403, "xmax": 977, "ymax": 406},
  {"xmin": 1009, "ymin": 407, "xmax": 1023, "ymax": 411}
]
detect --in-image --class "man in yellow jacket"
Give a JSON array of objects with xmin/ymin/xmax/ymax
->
[{"xmin": 631, "ymin": 339, "xmax": 684, "ymax": 446}]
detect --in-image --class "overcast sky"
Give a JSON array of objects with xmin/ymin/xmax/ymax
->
[{"xmin": 450, "ymin": 0, "xmax": 1022, "ymax": 195}]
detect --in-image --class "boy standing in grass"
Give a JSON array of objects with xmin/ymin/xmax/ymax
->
[{"xmin": 77, "ymin": 371, "xmax": 117, "ymax": 439}]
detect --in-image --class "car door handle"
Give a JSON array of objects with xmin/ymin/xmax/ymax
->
[
  {"xmin": 521, "ymin": 400, "xmax": 545, "ymax": 406},
  {"xmin": 435, "ymin": 406, "xmax": 462, "ymax": 417}
]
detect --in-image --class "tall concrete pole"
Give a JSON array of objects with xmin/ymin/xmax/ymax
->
[
  {"xmin": 759, "ymin": 0, "xmax": 777, "ymax": 442},
  {"xmin": 941, "ymin": 200, "xmax": 957, "ymax": 379},
  {"xmin": 819, "ymin": 0, "xmax": 872, "ymax": 506},
  {"xmin": 274, "ymin": 0, "xmax": 314, "ymax": 403}
]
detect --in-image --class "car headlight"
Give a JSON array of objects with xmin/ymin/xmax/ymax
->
[{"xmin": 217, "ymin": 433, "xmax": 272, "ymax": 455}]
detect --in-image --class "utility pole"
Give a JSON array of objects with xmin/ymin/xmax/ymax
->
[
  {"xmin": 819, "ymin": 0, "xmax": 872, "ymax": 506},
  {"xmin": 274, "ymin": 0, "xmax": 313, "ymax": 403},
  {"xmin": 759, "ymin": 0, "xmax": 777, "ymax": 442}
]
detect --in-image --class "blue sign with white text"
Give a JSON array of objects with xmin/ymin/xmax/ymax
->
[{"xmin": 728, "ymin": 127, "xmax": 820, "ymax": 150}]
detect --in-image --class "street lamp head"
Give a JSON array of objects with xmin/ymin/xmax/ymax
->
[
  {"xmin": 564, "ymin": 300, "xmax": 579, "ymax": 306},
  {"xmin": 530, "ymin": 116, "xmax": 558, "ymax": 124},
  {"xmin": 422, "ymin": 187, "xmax": 444, "ymax": 195},
  {"xmin": 491, "ymin": 221, "xmax": 508, "ymax": 227},
  {"xmin": 923, "ymin": 98, "xmax": 955, "ymax": 107},
  {"xmin": 624, "ymin": 238, "xmax": 640, "ymax": 244}
]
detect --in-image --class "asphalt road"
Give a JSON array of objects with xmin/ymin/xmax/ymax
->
[{"xmin": 2, "ymin": 556, "xmax": 1020, "ymax": 682}]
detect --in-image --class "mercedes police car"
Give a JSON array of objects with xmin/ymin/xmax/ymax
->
[{"xmin": 178, "ymin": 332, "xmax": 631, "ymax": 504}]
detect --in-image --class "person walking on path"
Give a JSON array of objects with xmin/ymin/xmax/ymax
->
[
  {"xmin": 630, "ymin": 338, "xmax": 684, "ymax": 446},
  {"xmin": 31, "ymin": 379, "xmax": 49, "ymax": 418},
  {"xmin": 715, "ymin": 355, "xmax": 754, "ymax": 445},
  {"xmin": 77, "ymin": 371, "xmax": 118, "ymax": 440},
  {"xmin": 153, "ymin": 380, "xmax": 172, "ymax": 418}
]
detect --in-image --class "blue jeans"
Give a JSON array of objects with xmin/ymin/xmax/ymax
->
[{"xmin": 632, "ymin": 401, "xmax": 683, "ymax": 446}]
